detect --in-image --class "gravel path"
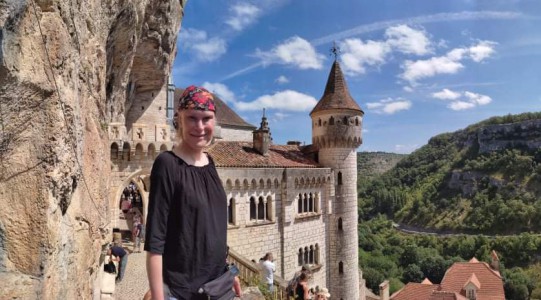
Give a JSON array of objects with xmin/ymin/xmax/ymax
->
[{"xmin": 115, "ymin": 248, "xmax": 148, "ymax": 300}]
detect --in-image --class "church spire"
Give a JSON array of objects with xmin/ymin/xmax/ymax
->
[{"xmin": 253, "ymin": 108, "xmax": 271, "ymax": 156}]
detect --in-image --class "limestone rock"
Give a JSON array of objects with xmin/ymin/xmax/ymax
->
[{"xmin": 0, "ymin": 0, "xmax": 184, "ymax": 298}]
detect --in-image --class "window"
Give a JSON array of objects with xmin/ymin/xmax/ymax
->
[
  {"xmin": 337, "ymin": 171, "xmax": 343, "ymax": 185},
  {"xmin": 338, "ymin": 217, "xmax": 343, "ymax": 231},
  {"xmin": 308, "ymin": 193, "xmax": 314, "ymax": 212},
  {"xmin": 318, "ymin": 119, "xmax": 321, "ymax": 126},
  {"xmin": 228, "ymin": 198, "xmax": 235, "ymax": 225},
  {"xmin": 298, "ymin": 192, "xmax": 320, "ymax": 215},
  {"xmin": 343, "ymin": 116, "xmax": 348, "ymax": 125},
  {"xmin": 298, "ymin": 193, "xmax": 303, "ymax": 213},
  {"xmin": 257, "ymin": 197, "xmax": 265, "ymax": 220},
  {"xmin": 329, "ymin": 116, "xmax": 335, "ymax": 125},
  {"xmin": 266, "ymin": 196, "xmax": 273, "ymax": 221},
  {"xmin": 298, "ymin": 244, "xmax": 320, "ymax": 266},
  {"xmin": 339, "ymin": 261, "xmax": 344, "ymax": 274},
  {"xmin": 250, "ymin": 197, "xmax": 256, "ymax": 220}
]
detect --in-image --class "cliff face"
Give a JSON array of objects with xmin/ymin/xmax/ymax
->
[{"xmin": 0, "ymin": 1, "xmax": 183, "ymax": 298}]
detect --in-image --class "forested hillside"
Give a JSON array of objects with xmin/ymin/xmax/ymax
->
[{"xmin": 359, "ymin": 112, "xmax": 541, "ymax": 234}]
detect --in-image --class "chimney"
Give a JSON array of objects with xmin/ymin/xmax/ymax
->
[
  {"xmin": 379, "ymin": 280, "xmax": 389, "ymax": 300},
  {"xmin": 287, "ymin": 140, "xmax": 302, "ymax": 146},
  {"xmin": 490, "ymin": 250, "xmax": 500, "ymax": 271},
  {"xmin": 253, "ymin": 108, "xmax": 271, "ymax": 156}
]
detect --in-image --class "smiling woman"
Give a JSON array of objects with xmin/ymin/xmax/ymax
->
[{"xmin": 145, "ymin": 86, "xmax": 231, "ymax": 300}]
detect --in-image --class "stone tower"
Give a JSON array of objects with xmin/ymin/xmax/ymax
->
[
  {"xmin": 310, "ymin": 59, "xmax": 364, "ymax": 299},
  {"xmin": 253, "ymin": 109, "xmax": 271, "ymax": 156}
]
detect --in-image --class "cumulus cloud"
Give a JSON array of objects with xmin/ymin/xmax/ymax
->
[
  {"xmin": 179, "ymin": 28, "xmax": 227, "ymax": 62},
  {"xmin": 202, "ymin": 82, "xmax": 236, "ymax": 103},
  {"xmin": 366, "ymin": 98, "xmax": 412, "ymax": 114},
  {"xmin": 234, "ymin": 90, "xmax": 318, "ymax": 111},
  {"xmin": 431, "ymin": 88, "xmax": 492, "ymax": 110},
  {"xmin": 339, "ymin": 39, "xmax": 391, "ymax": 75},
  {"xmin": 274, "ymin": 112, "xmax": 290, "ymax": 120},
  {"xmin": 225, "ymin": 3, "xmax": 261, "ymax": 31},
  {"xmin": 254, "ymin": 36, "xmax": 325, "ymax": 69},
  {"xmin": 399, "ymin": 40, "xmax": 496, "ymax": 85},
  {"xmin": 432, "ymin": 88, "xmax": 461, "ymax": 100},
  {"xmin": 385, "ymin": 25, "xmax": 432, "ymax": 55},
  {"xmin": 275, "ymin": 75, "xmax": 289, "ymax": 84}
]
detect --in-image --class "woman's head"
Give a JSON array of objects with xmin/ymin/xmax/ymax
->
[{"xmin": 175, "ymin": 86, "xmax": 216, "ymax": 151}]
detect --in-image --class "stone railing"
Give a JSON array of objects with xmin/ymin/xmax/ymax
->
[{"xmin": 228, "ymin": 248, "xmax": 288, "ymax": 300}]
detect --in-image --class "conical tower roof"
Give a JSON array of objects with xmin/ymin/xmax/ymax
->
[{"xmin": 310, "ymin": 60, "xmax": 364, "ymax": 116}]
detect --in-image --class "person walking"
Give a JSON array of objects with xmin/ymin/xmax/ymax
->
[
  {"xmin": 295, "ymin": 273, "xmax": 310, "ymax": 300},
  {"xmin": 262, "ymin": 252, "xmax": 276, "ymax": 293},
  {"xmin": 145, "ymin": 85, "xmax": 230, "ymax": 300},
  {"xmin": 108, "ymin": 245, "xmax": 128, "ymax": 282}
]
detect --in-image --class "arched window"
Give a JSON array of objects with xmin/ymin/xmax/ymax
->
[
  {"xmin": 110, "ymin": 143, "xmax": 119, "ymax": 160},
  {"xmin": 159, "ymin": 144, "xmax": 168, "ymax": 152},
  {"xmin": 298, "ymin": 248, "xmax": 303, "ymax": 266},
  {"xmin": 135, "ymin": 143, "xmax": 144, "ymax": 160},
  {"xmin": 337, "ymin": 171, "xmax": 343, "ymax": 185},
  {"xmin": 122, "ymin": 143, "xmax": 131, "ymax": 161},
  {"xmin": 304, "ymin": 247, "xmax": 309, "ymax": 264},
  {"xmin": 257, "ymin": 196, "xmax": 265, "ymax": 220},
  {"xmin": 343, "ymin": 116, "xmax": 348, "ymax": 125},
  {"xmin": 309, "ymin": 246, "xmax": 314, "ymax": 264},
  {"xmin": 338, "ymin": 217, "xmax": 343, "ymax": 231},
  {"xmin": 339, "ymin": 261, "xmax": 344, "ymax": 274},
  {"xmin": 250, "ymin": 197, "xmax": 256, "ymax": 220},
  {"xmin": 266, "ymin": 196, "xmax": 273, "ymax": 221},
  {"xmin": 228, "ymin": 198, "xmax": 235, "ymax": 225},
  {"xmin": 355, "ymin": 118, "xmax": 359, "ymax": 126},
  {"xmin": 303, "ymin": 193, "xmax": 308, "ymax": 213},
  {"xmin": 309, "ymin": 193, "xmax": 314, "ymax": 212},
  {"xmin": 147, "ymin": 144, "xmax": 156, "ymax": 159},
  {"xmin": 315, "ymin": 244, "xmax": 320, "ymax": 264},
  {"xmin": 318, "ymin": 119, "xmax": 321, "ymax": 126},
  {"xmin": 329, "ymin": 116, "xmax": 335, "ymax": 125},
  {"xmin": 298, "ymin": 193, "xmax": 303, "ymax": 213}
]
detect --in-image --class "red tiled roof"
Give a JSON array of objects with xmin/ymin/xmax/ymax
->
[
  {"xmin": 310, "ymin": 60, "xmax": 364, "ymax": 116},
  {"xmin": 429, "ymin": 291, "xmax": 468, "ymax": 300},
  {"xmin": 464, "ymin": 273, "xmax": 481, "ymax": 289},
  {"xmin": 175, "ymin": 88, "xmax": 256, "ymax": 129},
  {"xmin": 440, "ymin": 260, "xmax": 504, "ymax": 300},
  {"xmin": 422, "ymin": 278, "xmax": 433, "ymax": 285},
  {"xmin": 207, "ymin": 141, "xmax": 321, "ymax": 168},
  {"xmin": 391, "ymin": 283, "xmax": 439, "ymax": 300}
]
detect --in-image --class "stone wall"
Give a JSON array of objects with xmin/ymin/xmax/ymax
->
[{"xmin": 0, "ymin": 1, "xmax": 184, "ymax": 298}]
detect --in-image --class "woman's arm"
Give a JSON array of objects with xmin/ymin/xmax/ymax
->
[
  {"xmin": 303, "ymin": 283, "xmax": 311, "ymax": 300},
  {"xmin": 147, "ymin": 252, "xmax": 164, "ymax": 300}
]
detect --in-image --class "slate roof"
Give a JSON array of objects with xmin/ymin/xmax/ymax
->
[
  {"xmin": 175, "ymin": 88, "xmax": 256, "ymax": 129},
  {"xmin": 440, "ymin": 260, "xmax": 504, "ymax": 300},
  {"xmin": 310, "ymin": 60, "xmax": 364, "ymax": 116},
  {"xmin": 207, "ymin": 141, "xmax": 320, "ymax": 168}
]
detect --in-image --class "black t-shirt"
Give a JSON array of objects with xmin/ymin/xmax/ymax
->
[{"xmin": 144, "ymin": 151, "xmax": 228, "ymax": 299}]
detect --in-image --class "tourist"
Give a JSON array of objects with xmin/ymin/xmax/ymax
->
[
  {"xmin": 287, "ymin": 264, "xmax": 310, "ymax": 297},
  {"xmin": 145, "ymin": 86, "xmax": 230, "ymax": 299},
  {"xmin": 261, "ymin": 252, "xmax": 276, "ymax": 293},
  {"xmin": 295, "ymin": 272, "xmax": 310, "ymax": 300},
  {"xmin": 108, "ymin": 245, "xmax": 128, "ymax": 282},
  {"xmin": 314, "ymin": 287, "xmax": 330, "ymax": 300}
]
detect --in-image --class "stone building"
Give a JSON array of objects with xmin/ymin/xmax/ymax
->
[{"xmin": 108, "ymin": 59, "xmax": 367, "ymax": 298}]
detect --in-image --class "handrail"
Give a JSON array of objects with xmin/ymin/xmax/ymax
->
[{"xmin": 228, "ymin": 248, "xmax": 289, "ymax": 300}]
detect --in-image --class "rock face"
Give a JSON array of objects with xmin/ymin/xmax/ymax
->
[{"xmin": 0, "ymin": 0, "xmax": 184, "ymax": 298}]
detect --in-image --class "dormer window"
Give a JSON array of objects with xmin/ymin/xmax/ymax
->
[{"xmin": 466, "ymin": 288, "xmax": 476, "ymax": 300}]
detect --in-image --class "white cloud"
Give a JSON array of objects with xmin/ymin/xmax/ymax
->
[
  {"xmin": 179, "ymin": 28, "xmax": 227, "ymax": 62},
  {"xmin": 225, "ymin": 3, "xmax": 261, "ymax": 31},
  {"xmin": 432, "ymin": 88, "xmax": 461, "ymax": 100},
  {"xmin": 448, "ymin": 101, "xmax": 476, "ymax": 111},
  {"xmin": 403, "ymin": 86, "xmax": 414, "ymax": 92},
  {"xmin": 468, "ymin": 40, "xmax": 497, "ymax": 62},
  {"xmin": 431, "ymin": 89, "xmax": 492, "ymax": 110},
  {"xmin": 201, "ymin": 82, "xmax": 236, "ymax": 103},
  {"xmin": 401, "ymin": 55, "xmax": 464, "ymax": 84},
  {"xmin": 255, "ymin": 36, "xmax": 325, "ymax": 69},
  {"xmin": 385, "ymin": 25, "xmax": 432, "ymax": 55},
  {"xmin": 275, "ymin": 75, "xmax": 289, "ymax": 84},
  {"xmin": 464, "ymin": 91, "xmax": 492, "ymax": 105},
  {"xmin": 274, "ymin": 112, "xmax": 290, "ymax": 120},
  {"xmin": 339, "ymin": 39, "xmax": 391, "ymax": 75},
  {"xmin": 366, "ymin": 98, "xmax": 412, "ymax": 114},
  {"xmin": 235, "ymin": 90, "xmax": 318, "ymax": 111}
]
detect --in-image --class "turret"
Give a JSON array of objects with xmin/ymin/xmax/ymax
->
[
  {"xmin": 310, "ymin": 56, "xmax": 364, "ymax": 300},
  {"xmin": 253, "ymin": 109, "xmax": 271, "ymax": 156}
]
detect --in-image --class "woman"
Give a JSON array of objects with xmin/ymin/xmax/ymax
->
[
  {"xmin": 315, "ymin": 287, "xmax": 331, "ymax": 300},
  {"xmin": 295, "ymin": 272, "xmax": 310, "ymax": 300},
  {"xmin": 145, "ymin": 86, "xmax": 229, "ymax": 300}
]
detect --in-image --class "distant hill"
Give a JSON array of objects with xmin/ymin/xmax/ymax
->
[
  {"xmin": 359, "ymin": 112, "xmax": 541, "ymax": 234},
  {"xmin": 357, "ymin": 152, "xmax": 406, "ymax": 183}
]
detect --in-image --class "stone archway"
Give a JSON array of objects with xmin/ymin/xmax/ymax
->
[{"xmin": 112, "ymin": 168, "xmax": 151, "ymax": 231}]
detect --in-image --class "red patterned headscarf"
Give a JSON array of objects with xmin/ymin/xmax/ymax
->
[{"xmin": 178, "ymin": 85, "xmax": 216, "ymax": 112}]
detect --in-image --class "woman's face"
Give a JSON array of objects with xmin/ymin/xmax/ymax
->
[{"xmin": 178, "ymin": 109, "xmax": 215, "ymax": 151}]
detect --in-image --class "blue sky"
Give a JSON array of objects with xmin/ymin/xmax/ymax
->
[{"xmin": 172, "ymin": 0, "xmax": 541, "ymax": 154}]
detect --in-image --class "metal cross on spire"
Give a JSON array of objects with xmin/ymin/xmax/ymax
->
[{"xmin": 330, "ymin": 41, "xmax": 341, "ymax": 61}]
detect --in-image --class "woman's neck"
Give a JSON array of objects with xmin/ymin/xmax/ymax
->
[{"xmin": 174, "ymin": 142, "xmax": 208, "ymax": 166}]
